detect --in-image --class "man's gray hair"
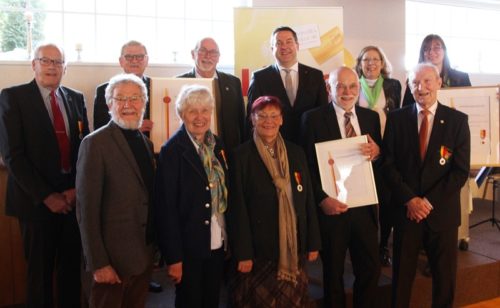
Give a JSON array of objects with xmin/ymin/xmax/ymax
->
[
  {"xmin": 120, "ymin": 40, "xmax": 148, "ymax": 56},
  {"xmin": 408, "ymin": 62, "xmax": 441, "ymax": 85},
  {"xmin": 33, "ymin": 42, "xmax": 65, "ymax": 63},
  {"xmin": 104, "ymin": 74, "xmax": 148, "ymax": 106}
]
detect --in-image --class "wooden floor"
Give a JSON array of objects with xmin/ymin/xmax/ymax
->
[{"xmin": 462, "ymin": 296, "xmax": 500, "ymax": 308}]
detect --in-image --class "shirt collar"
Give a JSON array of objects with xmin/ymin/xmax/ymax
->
[
  {"xmin": 332, "ymin": 101, "xmax": 357, "ymax": 118},
  {"xmin": 416, "ymin": 101, "xmax": 438, "ymax": 116},
  {"xmin": 277, "ymin": 62, "xmax": 298, "ymax": 73},
  {"xmin": 194, "ymin": 69, "xmax": 218, "ymax": 79}
]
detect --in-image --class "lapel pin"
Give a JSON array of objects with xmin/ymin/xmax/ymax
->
[
  {"xmin": 294, "ymin": 171, "xmax": 303, "ymax": 192},
  {"xmin": 440, "ymin": 120, "xmax": 444, "ymax": 124}
]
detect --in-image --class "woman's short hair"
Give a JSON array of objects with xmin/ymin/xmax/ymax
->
[
  {"xmin": 250, "ymin": 96, "xmax": 283, "ymax": 115},
  {"xmin": 175, "ymin": 85, "xmax": 214, "ymax": 118},
  {"xmin": 355, "ymin": 45, "xmax": 392, "ymax": 79},
  {"xmin": 104, "ymin": 73, "xmax": 148, "ymax": 106}
]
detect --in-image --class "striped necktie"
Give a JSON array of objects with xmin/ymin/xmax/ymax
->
[{"xmin": 344, "ymin": 111, "xmax": 356, "ymax": 138}]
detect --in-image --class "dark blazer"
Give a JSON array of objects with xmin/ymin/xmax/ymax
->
[
  {"xmin": 76, "ymin": 121, "xmax": 155, "ymax": 277},
  {"xmin": 381, "ymin": 77, "xmax": 402, "ymax": 113},
  {"xmin": 247, "ymin": 63, "xmax": 328, "ymax": 144},
  {"xmin": 154, "ymin": 125, "xmax": 228, "ymax": 265},
  {"xmin": 93, "ymin": 76, "xmax": 151, "ymax": 130},
  {"xmin": 177, "ymin": 69, "xmax": 245, "ymax": 152},
  {"xmin": 300, "ymin": 103, "xmax": 382, "ymax": 214},
  {"xmin": 402, "ymin": 68, "xmax": 471, "ymax": 107},
  {"xmin": 0, "ymin": 79, "xmax": 89, "ymax": 219},
  {"xmin": 382, "ymin": 103, "xmax": 470, "ymax": 231},
  {"xmin": 227, "ymin": 140, "xmax": 321, "ymax": 262}
]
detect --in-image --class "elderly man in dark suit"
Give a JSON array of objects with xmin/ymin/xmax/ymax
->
[
  {"xmin": 0, "ymin": 43, "xmax": 89, "ymax": 308},
  {"xmin": 301, "ymin": 67, "xmax": 381, "ymax": 308},
  {"xmin": 247, "ymin": 26, "xmax": 328, "ymax": 144},
  {"xmin": 384, "ymin": 63, "xmax": 470, "ymax": 308},
  {"xmin": 77, "ymin": 74, "xmax": 155, "ymax": 307},
  {"xmin": 178, "ymin": 37, "xmax": 245, "ymax": 153},
  {"xmin": 93, "ymin": 40, "xmax": 153, "ymax": 135}
]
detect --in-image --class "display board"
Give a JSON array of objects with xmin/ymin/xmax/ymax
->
[{"xmin": 437, "ymin": 86, "xmax": 500, "ymax": 167}]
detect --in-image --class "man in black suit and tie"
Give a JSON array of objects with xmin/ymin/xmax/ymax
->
[
  {"xmin": 178, "ymin": 37, "xmax": 245, "ymax": 153},
  {"xmin": 93, "ymin": 40, "xmax": 153, "ymax": 135},
  {"xmin": 0, "ymin": 43, "xmax": 89, "ymax": 307},
  {"xmin": 247, "ymin": 26, "xmax": 328, "ymax": 144},
  {"xmin": 383, "ymin": 63, "xmax": 470, "ymax": 308},
  {"xmin": 301, "ymin": 67, "xmax": 381, "ymax": 308}
]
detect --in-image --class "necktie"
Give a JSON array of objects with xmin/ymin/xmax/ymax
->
[
  {"xmin": 50, "ymin": 90, "xmax": 71, "ymax": 172},
  {"xmin": 419, "ymin": 109, "xmax": 430, "ymax": 160},
  {"xmin": 344, "ymin": 111, "xmax": 356, "ymax": 138},
  {"xmin": 284, "ymin": 68, "xmax": 295, "ymax": 106}
]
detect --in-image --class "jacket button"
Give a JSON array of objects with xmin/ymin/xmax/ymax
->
[
  {"xmin": 204, "ymin": 220, "xmax": 210, "ymax": 225},
  {"xmin": 205, "ymin": 203, "xmax": 210, "ymax": 208},
  {"xmin": 206, "ymin": 186, "xmax": 210, "ymax": 191}
]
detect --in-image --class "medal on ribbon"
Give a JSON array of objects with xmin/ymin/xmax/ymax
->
[
  {"xmin": 220, "ymin": 149, "xmax": 229, "ymax": 170},
  {"xmin": 78, "ymin": 120, "xmax": 84, "ymax": 139},
  {"xmin": 439, "ymin": 146, "xmax": 452, "ymax": 165},
  {"xmin": 294, "ymin": 171, "xmax": 303, "ymax": 192}
]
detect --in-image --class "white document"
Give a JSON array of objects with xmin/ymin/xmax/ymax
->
[{"xmin": 315, "ymin": 135, "xmax": 378, "ymax": 207}]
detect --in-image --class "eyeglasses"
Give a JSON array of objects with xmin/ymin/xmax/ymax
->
[
  {"xmin": 424, "ymin": 46, "xmax": 443, "ymax": 53},
  {"xmin": 197, "ymin": 48, "xmax": 220, "ymax": 57},
  {"xmin": 123, "ymin": 54, "xmax": 146, "ymax": 61},
  {"xmin": 112, "ymin": 96, "xmax": 144, "ymax": 105},
  {"xmin": 254, "ymin": 113, "xmax": 281, "ymax": 122},
  {"xmin": 35, "ymin": 57, "xmax": 65, "ymax": 67},
  {"xmin": 362, "ymin": 58, "xmax": 381, "ymax": 64},
  {"xmin": 335, "ymin": 83, "xmax": 359, "ymax": 92}
]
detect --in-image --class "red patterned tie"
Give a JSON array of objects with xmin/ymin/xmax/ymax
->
[
  {"xmin": 419, "ymin": 109, "xmax": 430, "ymax": 160},
  {"xmin": 50, "ymin": 90, "xmax": 71, "ymax": 172}
]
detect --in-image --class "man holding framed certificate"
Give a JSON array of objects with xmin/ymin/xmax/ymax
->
[{"xmin": 300, "ymin": 67, "xmax": 381, "ymax": 308}]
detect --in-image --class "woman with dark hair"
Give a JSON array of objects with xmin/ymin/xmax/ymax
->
[
  {"xmin": 355, "ymin": 46, "xmax": 402, "ymax": 267},
  {"xmin": 402, "ymin": 34, "xmax": 471, "ymax": 106},
  {"xmin": 227, "ymin": 96, "xmax": 321, "ymax": 307}
]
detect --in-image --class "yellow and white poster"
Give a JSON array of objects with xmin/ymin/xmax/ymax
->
[{"xmin": 234, "ymin": 7, "xmax": 345, "ymax": 96}]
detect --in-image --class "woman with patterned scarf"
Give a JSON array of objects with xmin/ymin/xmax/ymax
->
[
  {"xmin": 154, "ymin": 85, "xmax": 228, "ymax": 307},
  {"xmin": 227, "ymin": 96, "xmax": 321, "ymax": 307}
]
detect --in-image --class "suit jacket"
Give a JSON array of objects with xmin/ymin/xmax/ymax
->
[
  {"xmin": 381, "ymin": 77, "xmax": 402, "ymax": 113},
  {"xmin": 76, "ymin": 121, "xmax": 154, "ymax": 277},
  {"xmin": 154, "ymin": 125, "xmax": 229, "ymax": 264},
  {"xmin": 382, "ymin": 103, "xmax": 470, "ymax": 231},
  {"xmin": 0, "ymin": 79, "xmax": 89, "ymax": 220},
  {"xmin": 247, "ymin": 63, "xmax": 328, "ymax": 143},
  {"xmin": 402, "ymin": 68, "xmax": 471, "ymax": 106},
  {"xmin": 177, "ymin": 69, "xmax": 245, "ymax": 152},
  {"xmin": 300, "ymin": 103, "xmax": 382, "ymax": 218},
  {"xmin": 93, "ymin": 76, "xmax": 151, "ymax": 130},
  {"xmin": 227, "ymin": 140, "xmax": 321, "ymax": 262}
]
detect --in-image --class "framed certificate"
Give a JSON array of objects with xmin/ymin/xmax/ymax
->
[
  {"xmin": 315, "ymin": 135, "xmax": 378, "ymax": 207},
  {"xmin": 149, "ymin": 77, "xmax": 216, "ymax": 152}
]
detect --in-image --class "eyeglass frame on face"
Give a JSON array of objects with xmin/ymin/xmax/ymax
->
[
  {"xmin": 122, "ymin": 54, "xmax": 147, "ymax": 62},
  {"xmin": 253, "ymin": 112, "xmax": 282, "ymax": 122},
  {"xmin": 112, "ymin": 95, "xmax": 144, "ymax": 105},
  {"xmin": 335, "ymin": 82, "xmax": 359, "ymax": 92},
  {"xmin": 361, "ymin": 57, "xmax": 381, "ymax": 64},
  {"xmin": 423, "ymin": 45, "xmax": 443, "ymax": 53},
  {"xmin": 35, "ymin": 57, "xmax": 65, "ymax": 67},
  {"xmin": 196, "ymin": 47, "xmax": 220, "ymax": 58}
]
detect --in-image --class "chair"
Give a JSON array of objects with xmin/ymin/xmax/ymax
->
[{"xmin": 470, "ymin": 174, "xmax": 500, "ymax": 231}]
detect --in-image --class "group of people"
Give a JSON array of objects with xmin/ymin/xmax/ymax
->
[{"xmin": 0, "ymin": 24, "xmax": 471, "ymax": 308}]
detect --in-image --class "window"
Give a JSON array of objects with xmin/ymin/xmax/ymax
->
[
  {"xmin": 0, "ymin": 0, "xmax": 239, "ymax": 65},
  {"xmin": 406, "ymin": 0, "xmax": 500, "ymax": 74}
]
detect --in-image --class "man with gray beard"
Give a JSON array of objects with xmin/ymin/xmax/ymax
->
[{"xmin": 76, "ymin": 74, "xmax": 155, "ymax": 307}]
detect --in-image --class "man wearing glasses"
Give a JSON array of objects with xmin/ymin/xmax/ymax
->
[
  {"xmin": 178, "ymin": 37, "xmax": 245, "ymax": 153},
  {"xmin": 0, "ymin": 42, "xmax": 89, "ymax": 307},
  {"xmin": 246, "ymin": 26, "xmax": 329, "ymax": 144},
  {"xmin": 93, "ymin": 40, "xmax": 153, "ymax": 136}
]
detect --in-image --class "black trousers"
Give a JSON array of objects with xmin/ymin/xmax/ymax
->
[
  {"xmin": 175, "ymin": 247, "xmax": 225, "ymax": 308},
  {"xmin": 391, "ymin": 218, "xmax": 458, "ymax": 308},
  {"xmin": 19, "ymin": 212, "xmax": 81, "ymax": 308},
  {"xmin": 319, "ymin": 206, "xmax": 380, "ymax": 308}
]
